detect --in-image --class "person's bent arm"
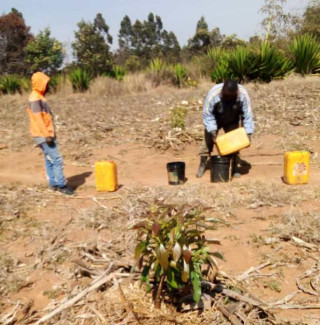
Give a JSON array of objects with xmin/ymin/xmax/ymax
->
[
  {"xmin": 239, "ymin": 87, "xmax": 254, "ymax": 135},
  {"xmin": 203, "ymin": 99, "xmax": 218, "ymax": 133}
]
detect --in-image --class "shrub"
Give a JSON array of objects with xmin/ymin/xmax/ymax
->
[
  {"xmin": 245, "ymin": 43, "xmax": 293, "ymax": 82},
  {"xmin": 68, "ymin": 69, "xmax": 91, "ymax": 92},
  {"xmin": 132, "ymin": 204, "xmax": 222, "ymax": 307},
  {"xmin": 208, "ymin": 48, "xmax": 233, "ymax": 83},
  {"xmin": 172, "ymin": 63, "xmax": 187, "ymax": 88},
  {"xmin": 228, "ymin": 46, "xmax": 251, "ymax": 83},
  {"xmin": 290, "ymin": 34, "xmax": 320, "ymax": 76},
  {"xmin": 0, "ymin": 75, "xmax": 23, "ymax": 95},
  {"xmin": 113, "ymin": 65, "xmax": 126, "ymax": 81},
  {"xmin": 148, "ymin": 58, "xmax": 170, "ymax": 86},
  {"xmin": 171, "ymin": 107, "xmax": 187, "ymax": 129}
]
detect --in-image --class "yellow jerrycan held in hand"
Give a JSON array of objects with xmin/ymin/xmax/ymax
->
[
  {"xmin": 216, "ymin": 127, "xmax": 250, "ymax": 156},
  {"xmin": 284, "ymin": 151, "xmax": 310, "ymax": 185},
  {"xmin": 95, "ymin": 161, "xmax": 118, "ymax": 191}
]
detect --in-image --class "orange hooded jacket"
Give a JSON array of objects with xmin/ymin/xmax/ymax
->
[{"xmin": 26, "ymin": 72, "xmax": 55, "ymax": 139}]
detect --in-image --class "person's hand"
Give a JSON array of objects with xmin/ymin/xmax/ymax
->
[
  {"xmin": 46, "ymin": 137, "xmax": 55, "ymax": 147},
  {"xmin": 211, "ymin": 131, "xmax": 217, "ymax": 143}
]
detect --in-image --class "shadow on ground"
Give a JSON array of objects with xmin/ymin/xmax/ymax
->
[{"xmin": 67, "ymin": 171, "xmax": 92, "ymax": 190}]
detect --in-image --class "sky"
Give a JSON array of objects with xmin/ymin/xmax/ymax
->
[{"xmin": 1, "ymin": 0, "xmax": 309, "ymax": 56}]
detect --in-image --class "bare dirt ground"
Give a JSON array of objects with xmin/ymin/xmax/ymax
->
[{"xmin": 1, "ymin": 76, "xmax": 320, "ymax": 324}]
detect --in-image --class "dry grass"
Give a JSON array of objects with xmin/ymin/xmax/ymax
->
[
  {"xmin": 2, "ymin": 74, "xmax": 320, "ymax": 156},
  {"xmin": 2, "ymin": 76, "xmax": 320, "ymax": 324},
  {"xmin": 269, "ymin": 210, "xmax": 320, "ymax": 244}
]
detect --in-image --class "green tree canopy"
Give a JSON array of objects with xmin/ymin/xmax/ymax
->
[
  {"xmin": 0, "ymin": 8, "xmax": 33, "ymax": 74},
  {"xmin": 25, "ymin": 28, "xmax": 64, "ymax": 74},
  {"xmin": 187, "ymin": 17, "xmax": 227, "ymax": 55},
  {"xmin": 117, "ymin": 13, "xmax": 180, "ymax": 67},
  {"xmin": 299, "ymin": 0, "xmax": 320, "ymax": 39},
  {"xmin": 72, "ymin": 13, "xmax": 113, "ymax": 76}
]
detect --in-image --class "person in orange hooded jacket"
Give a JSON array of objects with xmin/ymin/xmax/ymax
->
[{"xmin": 27, "ymin": 72, "xmax": 74, "ymax": 195}]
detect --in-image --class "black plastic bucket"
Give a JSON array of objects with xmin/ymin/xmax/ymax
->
[
  {"xmin": 167, "ymin": 162, "xmax": 185, "ymax": 185},
  {"xmin": 211, "ymin": 155, "xmax": 233, "ymax": 183}
]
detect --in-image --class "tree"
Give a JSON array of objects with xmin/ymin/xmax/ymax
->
[
  {"xmin": 162, "ymin": 31, "xmax": 181, "ymax": 63},
  {"xmin": 119, "ymin": 15, "xmax": 133, "ymax": 51},
  {"xmin": 187, "ymin": 17, "xmax": 225, "ymax": 54},
  {"xmin": 25, "ymin": 28, "xmax": 64, "ymax": 74},
  {"xmin": 72, "ymin": 13, "xmax": 113, "ymax": 76},
  {"xmin": 117, "ymin": 13, "xmax": 180, "ymax": 67},
  {"xmin": 187, "ymin": 16, "xmax": 211, "ymax": 52},
  {"xmin": 260, "ymin": 0, "xmax": 298, "ymax": 42},
  {"xmin": 299, "ymin": 0, "xmax": 320, "ymax": 39},
  {"xmin": 222, "ymin": 34, "xmax": 247, "ymax": 49},
  {"xmin": 0, "ymin": 8, "xmax": 33, "ymax": 74}
]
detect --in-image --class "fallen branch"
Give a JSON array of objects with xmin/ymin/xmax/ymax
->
[
  {"xmin": 216, "ymin": 302, "xmax": 242, "ymax": 325},
  {"xmin": 222, "ymin": 289, "xmax": 266, "ymax": 307},
  {"xmin": 296, "ymin": 262, "xmax": 320, "ymax": 296},
  {"xmin": 271, "ymin": 304, "xmax": 320, "ymax": 310},
  {"xmin": 35, "ymin": 263, "xmax": 114, "ymax": 324},
  {"xmin": 267, "ymin": 291, "xmax": 300, "ymax": 307},
  {"xmin": 113, "ymin": 275, "xmax": 141, "ymax": 324},
  {"xmin": 236, "ymin": 261, "xmax": 272, "ymax": 282},
  {"xmin": 291, "ymin": 236, "xmax": 318, "ymax": 251}
]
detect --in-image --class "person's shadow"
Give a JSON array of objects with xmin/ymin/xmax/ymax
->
[{"xmin": 67, "ymin": 171, "xmax": 92, "ymax": 190}]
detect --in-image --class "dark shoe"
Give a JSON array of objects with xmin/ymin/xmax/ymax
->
[
  {"xmin": 49, "ymin": 185, "xmax": 58, "ymax": 191},
  {"xmin": 196, "ymin": 156, "xmax": 208, "ymax": 178},
  {"xmin": 57, "ymin": 186, "xmax": 75, "ymax": 196}
]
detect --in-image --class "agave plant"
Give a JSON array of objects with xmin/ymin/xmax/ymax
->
[
  {"xmin": 208, "ymin": 48, "xmax": 233, "ymax": 83},
  {"xmin": 248, "ymin": 42, "xmax": 293, "ymax": 82},
  {"xmin": 131, "ymin": 204, "xmax": 223, "ymax": 308},
  {"xmin": 172, "ymin": 63, "xmax": 187, "ymax": 88},
  {"xmin": 112, "ymin": 65, "xmax": 126, "ymax": 81},
  {"xmin": 148, "ymin": 58, "xmax": 169, "ymax": 86},
  {"xmin": 68, "ymin": 68, "xmax": 91, "ymax": 92},
  {"xmin": 228, "ymin": 46, "xmax": 251, "ymax": 83},
  {"xmin": 149, "ymin": 57, "xmax": 166, "ymax": 73},
  {"xmin": 290, "ymin": 34, "xmax": 320, "ymax": 76},
  {"xmin": 0, "ymin": 75, "xmax": 22, "ymax": 95}
]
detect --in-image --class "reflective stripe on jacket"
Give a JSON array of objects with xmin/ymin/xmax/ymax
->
[{"xmin": 26, "ymin": 72, "xmax": 55, "ymax": 138}]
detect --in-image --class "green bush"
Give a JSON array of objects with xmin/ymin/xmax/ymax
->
[
  {"xmin": 132, "ymin": 204, "xmax": 222, "ymax": 307},
  {"xmin": 250, "ymin": 43, "xmax": 293, "ymax": 82},
  {"xmin": 0, "ymin": 75, "xmax": 23, "ymax": 95},
  {"xmin": 113, "ymin": 65, "xmax": 126, "ymax": 81},
  {"xmin": 172, "ymin": 63, "xmax": 187, "ymax": 88},
  {"xmin": 290, "ymin": 34, "xmax": 320, "ymax": 76},
  {"xmin": 228, "ymin": 46, "xmax": 251, "ymax": 83},
  {"xmin": 208, "ymin": 48, "xmax": 233, "ymax": 83},
  {"xmin": 148, "ymin": 58, "xmax": 171, "ymax": 86},
  {"xmin": 68, "ymin": 69, "xmax": 91, "ymax": 92}
]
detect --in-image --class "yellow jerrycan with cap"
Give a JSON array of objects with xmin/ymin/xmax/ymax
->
[
  {"xmin": 94, "ymin": 161, "xmax": 118, "ymax": 191},
  {"xmin": 216, "ymin": 127, "xmax": 250, "ymax": 156},
  {"xmin": 284, "ymin": 151, "xmax": 310, "ymax": 185}
]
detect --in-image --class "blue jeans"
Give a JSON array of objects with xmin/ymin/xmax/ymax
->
[{"xmin": 40, "ymin": 140, "xmax": 66, "ymax": 188}]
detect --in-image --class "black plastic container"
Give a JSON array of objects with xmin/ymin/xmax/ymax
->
[
  {"xmin": 167, "ymin": 162, "xmax": 185, "ymax": 185},
  {"xmin": 211, "ymin": 155, "xmax": 233, "ymax": 183}
]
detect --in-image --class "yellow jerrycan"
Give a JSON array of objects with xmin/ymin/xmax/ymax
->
[
  {"xmin": 94, "ymin": 161, "xmax": 118, "ymax": 191},
  {"xmin": 284, "ymin": 151, "xmax": 310, "ymax": 185},
  {"xmin": 216, "ymin": 127, "xmax": 250, "ymax": 156}
]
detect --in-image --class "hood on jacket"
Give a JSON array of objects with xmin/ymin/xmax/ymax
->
[{"xmin": 31, "ymin": 72, "xmax": 50, "ymax": 95}]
